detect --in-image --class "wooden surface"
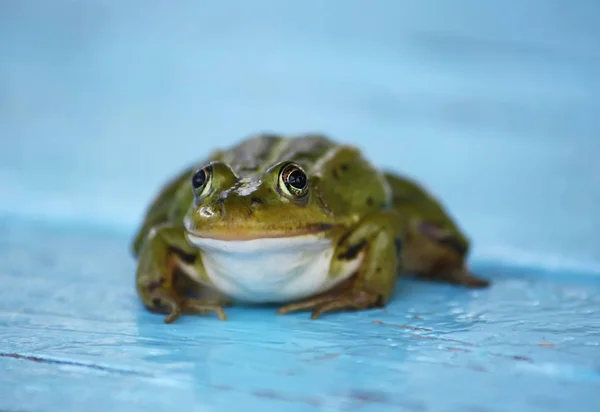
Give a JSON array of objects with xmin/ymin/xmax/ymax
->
[
  {"xmin": 1, "ymin": 218, "xmax": 599, "ymax": 411},
  {"xmin": 1, "ymin": 1, "xmax": 599, "ymax": 411}
]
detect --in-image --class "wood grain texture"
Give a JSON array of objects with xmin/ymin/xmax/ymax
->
[{"xmin": 1, "ymin": 218, "xmax": 599, "ymax": 412}]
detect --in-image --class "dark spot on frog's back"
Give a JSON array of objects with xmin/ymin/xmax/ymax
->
[
  {"xmin": 332, "ymin": 163, "xmax": 349, "ymax": 180},
  {"xmin": 366, "ymin": 196, "xmax": 374, "ymax": 206},
  {"xmin": 229, "ymin": 134, "xmax": 282, "ymax": 171}
]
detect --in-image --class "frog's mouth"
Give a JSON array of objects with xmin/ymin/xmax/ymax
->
[{"xmin": 185, "ymin": 222, "xmax": 336, "ymax": 242}]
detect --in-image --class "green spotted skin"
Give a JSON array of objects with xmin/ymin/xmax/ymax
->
[
  {"xmin": 131, "ymin": 133, "xmax": 489, "ymax": 324},
  {"xmin": 132, "ymin": 134, "xmax": 392, "ymax": 255}
]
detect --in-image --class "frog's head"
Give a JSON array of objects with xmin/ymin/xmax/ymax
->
[{"xmin": 183, "ymin": 160, "xmax": 338, "ymax": 241}]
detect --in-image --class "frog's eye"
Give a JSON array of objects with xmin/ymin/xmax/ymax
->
[
  {"xmin": 279, "ymin": 163, "xmax": 309, "ymax": 198},
  {"xmin": 191, "ymin": 166, "xmax": 212, "ymax": 198}
]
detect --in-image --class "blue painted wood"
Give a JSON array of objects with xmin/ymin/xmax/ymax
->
[
  {"xmin": 1, "ymin": 218, "xmax": 599, "ymax": 411},
  {"xmin": 1, "ymin": 1, "xmax": 600, "ymax": 411}
]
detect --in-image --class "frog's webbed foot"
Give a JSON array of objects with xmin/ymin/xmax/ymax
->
[
  {"xmin": 277, "ymin": 289, "xmax": 381, "ymax": 319},
  {"xmin": 151, "ymin": 292, "xmax": 228, "ymax": 324}
]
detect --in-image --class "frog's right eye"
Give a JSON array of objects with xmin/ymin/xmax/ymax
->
[{"xmin": 191, "ymin": 166, "xmax": 212, "ymax": 198}]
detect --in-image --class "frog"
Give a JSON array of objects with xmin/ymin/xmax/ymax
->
[{"xmin": 131, "ymin": 133, "xmax": 489, "ymax": 323}]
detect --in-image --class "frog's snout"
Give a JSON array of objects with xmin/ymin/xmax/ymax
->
[{"xmin": 211, "ymin": 198, "xmax": 254, "ymax": 222}]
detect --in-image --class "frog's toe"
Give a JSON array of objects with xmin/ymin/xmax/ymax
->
[
  {"xmin": 164, "ymin": 307, "xmax": 183, "ymax": 324},
  {"xmin": 276, "ymin": 296, "xmax": 334, "ymax": 315},
  {"xmin": 149, "ymin": 293, "xmax": 228, "ymax": 323},
  {"xmin": 150, "ymin": 294, "xmax": 183, "ymax": 324},
  {"xmin": 310, "ymin": 290, "xmax": 380, "ymax": 319},
  {"xmin": 277, "ymin": 290, "xmax": 381, "ymax": 319},
  {"xmin": 181, "ymin": 298, "xmax": 228, "ymax": 321},
  {"xmin": 459, "ymin": 273, "xmax": 490, "ymax": 288},
  {"xmin": 310, "ymin": 302, "xmax": 344, "ymax": 319},
  {"xmin": 421, "ymin": 267, "xmax": 491, "ymax": 289}
]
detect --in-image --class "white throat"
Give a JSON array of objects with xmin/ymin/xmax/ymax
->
[{"xmin": 185, "ymin": 234, "xmax": 359, "ymax": 303}]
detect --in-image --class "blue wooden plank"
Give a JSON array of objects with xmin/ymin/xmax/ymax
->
[{"xmin": 1, "ymin": 219, "xmax": 599, "ymax": 411}]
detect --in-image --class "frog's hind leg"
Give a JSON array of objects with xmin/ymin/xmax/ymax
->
[
  {"xmin": 401, "ymin": 220, "xmax": 490, "ymax": 288},
  {"xmin": 277, "ymin": 210, "xmax": 401, "ymax": 319},
  {"xmin": 136, "ymin": 225, "xmax": 230, "ymax": 323}
]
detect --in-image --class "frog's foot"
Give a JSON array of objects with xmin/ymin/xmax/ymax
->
[
  {"xmin": 277, "ymin": 289, "xmax": 382, "ymax": 320},
  {"xmin": 418, "ymin": 267, "xmax": 490, "ymax": 289},
  {"xmin": 150, "ymin": 291, "xmax": 228, "ymax": 323}
]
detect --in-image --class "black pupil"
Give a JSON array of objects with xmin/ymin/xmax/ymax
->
[
  {"xmin": 288, "ymin": 169, "xmax": 307, "ymax": 190},
  {"xmin": 192, "ymin": 169, "xmax": 207, "ymax": 189}
]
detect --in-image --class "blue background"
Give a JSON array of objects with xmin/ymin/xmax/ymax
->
[{"xmin": 1, "ymin": 1, "xmax": 599, "ymax": 411}]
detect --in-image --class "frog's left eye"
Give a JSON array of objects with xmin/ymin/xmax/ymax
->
[
  {"xmin": 279, "ymin": 163, "xmax": 309, "ymax": 198},
  {"xmin": 191, "ymin": 166, "xmax": 212, "ymax": 198}
]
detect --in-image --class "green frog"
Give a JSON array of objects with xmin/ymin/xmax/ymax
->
[{"xmin": 131, "ymin": 133, "xmax": 489, "ymax": 323}]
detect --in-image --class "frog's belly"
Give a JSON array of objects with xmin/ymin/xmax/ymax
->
[{"xmin": 185, "ymin": 234, "xmax": 362, "ymax": 303}]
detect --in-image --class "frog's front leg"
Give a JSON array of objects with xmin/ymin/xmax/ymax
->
[
  {"xmin": 136, "ymin": 224, "xmax": 230, "ymax": 323},
  {"xmin": 277, "ymin": 210, "xmax": 402, "ymax": 319}
]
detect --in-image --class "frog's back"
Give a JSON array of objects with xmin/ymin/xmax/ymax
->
[
  {"xmin": 383, "ymin": 170, "xmax": 469, "ymax": 252},
  {"xmin": 216, "ymin": 133, "xmax": 336, "ymax": 177},
  {"xmin": 281, "ymin": 135, "xmax": 392, "ymax": 218}
]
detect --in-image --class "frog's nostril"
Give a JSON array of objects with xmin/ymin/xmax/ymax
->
[{"xmin": 250, "ymin": 197, "xmax": 263, "ymax": 208}]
